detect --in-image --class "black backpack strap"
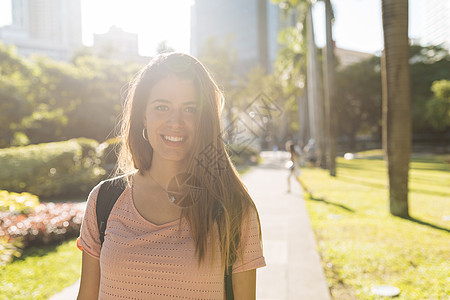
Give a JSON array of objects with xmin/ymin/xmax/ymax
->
[
  {"xmin": 225, "ymin": 265, "xmax": 234, "ymax": 300},
  {"xmin": 96, "ymin": 175, "xmax": 127, "ymax": 246}
]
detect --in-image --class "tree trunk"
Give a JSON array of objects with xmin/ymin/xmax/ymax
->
[
  {"xmin": 323, "ymin": 0, "xmax": 337, "ymax": 176},
  {"xmin": 257, "ymin": 0, "xmax": 269, "ymax": 72},
  {"xmin": 306, "ymin": 3, "xmax": 325, "ymax": 167},
  {"xmin": 381, "ymin": 0, "xmax": 411, "ymax": 218}
]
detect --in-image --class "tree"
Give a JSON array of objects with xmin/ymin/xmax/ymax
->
[
  {"xmin": 0, "ymin": 45, "xmax": 141, "ymax": 146},
  {"xmin": 0, "ymin": 43, "xmax": 35, "ymax": 147},
  {"xmin": 335, "ymin": 56, "xmax": 382, "ymax": 150},
  {"xmin": 306, "ymin": 2, "xmax": 326, "ymax": 167},
  {"xmin": 426, "ymin": 80, "xmax": 450, "ymax": 131},
  {"xmin": 381, "ymin": 0, "xmax": 411, "ymax": 217},
  {"xmin": 67, "ymin": 54, "xmax": 141, "ymax": 141},
  {"xmin": 334, "ymin": 45, "xmax": 449, "ymax": 152},
  {"xmin": 409, "ymin": 45, "xmax": 450, "ymax": 134},
  {"xmin": 156, "ymin": 41, "xmax": 175, "ymax": 54},
  {"xmin": 323, "ymin": 0, "xmax": 337, "ymax": 176},
  {"xmin": 274, "ymin": 0, "xmax": 334, "ymax": 168},
  {"xmin": 275, "ymin": 16, "xmax": 309, "ymax": 145},
  {"xmin": 198, "ymin": 37, "xmax": 240, "ymax": 142}
]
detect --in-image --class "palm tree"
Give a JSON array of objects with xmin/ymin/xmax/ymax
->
[
  {"xmin": 275, "ymin": 0, "xmax": 333, "ymax": 168},
  {"xmin": 306, "ymin": 2, "xmax": 326, "ymax": 167},
  {"xmin": 381, "ymin": 0, "xmax": 411, "ymax": 217},
  {"xmin": 323, "ymin": 0, "xmax": 336, "ymax": 176}
]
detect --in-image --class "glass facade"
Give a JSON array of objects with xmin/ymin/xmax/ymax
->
[{"xmin": 191, "ymin": 0, "xmax": 286, "ymax": 74}]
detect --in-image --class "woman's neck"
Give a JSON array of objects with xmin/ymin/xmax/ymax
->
[{"xmin": 141, "ymin": 159, "xmax": 189, "ymax": 188}]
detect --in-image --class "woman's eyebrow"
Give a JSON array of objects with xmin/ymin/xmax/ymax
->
[
  {"xmin": 149, "ymin": 99, "xmax": 197, "ymax": 105},
  {"xmin": 150, "ymin": 99, "xmax": 170, "ymax": 104}
]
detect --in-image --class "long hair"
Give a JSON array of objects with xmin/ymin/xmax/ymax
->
[{"xmin": 117, "ymin": 52, "xmax": 260, "ymax": 271}]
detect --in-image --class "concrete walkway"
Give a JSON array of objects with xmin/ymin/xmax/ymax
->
[{"xmin": 49, "ymin": 151, "xmax": 330, "ymax": 300}]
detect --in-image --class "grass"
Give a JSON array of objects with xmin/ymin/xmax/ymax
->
[
  {"xmin": 299, "ymin": 152, "xmax": 449, "ymax": 300},
  {"xmin": 0, "ymin": 238, "xmax": 82, "ymax": 300}
]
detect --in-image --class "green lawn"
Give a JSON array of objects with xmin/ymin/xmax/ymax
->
[
  {"xmin": 300, "ymin": 152, "xmax": 449, "ymax": 299},
  {"xmin": 0, "ymin": 238, "xmax": 81, "ymax": 300}
]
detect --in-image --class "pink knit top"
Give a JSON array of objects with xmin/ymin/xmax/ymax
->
[{"xmin": 78, "ymin": 181, "xmax": 266, "ymax": 299}]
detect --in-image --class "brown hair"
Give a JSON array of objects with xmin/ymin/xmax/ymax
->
[{"xmin": 117, "ymin": 52, "xmax": 260, "ymax": 270}]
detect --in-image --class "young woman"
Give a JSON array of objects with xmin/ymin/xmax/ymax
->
[
  {"xmin": 76, "ymin": 53, "xmax": 265, "ymax": 299},
  {"xmin": 286, "ymin": 141, "xmax": 302, "ymax": 193}
]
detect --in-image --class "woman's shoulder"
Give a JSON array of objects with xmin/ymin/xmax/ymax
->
[
  {"xmin": 87, "ymin": 181, "xmax": 103, "ymax": 202},
  {"xmin": 241, "ymin": 203, "xmax": 260, "ymax": 225}
]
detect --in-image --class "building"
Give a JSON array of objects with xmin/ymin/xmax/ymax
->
[
  {"xmin": 334, "ymin": 47, "xmax": 373, "ymax": 69},
  {"xmin": 91, "ymin": 26, "xmax": 149, "ymax": 65},
  {"xmin": 93, "ymin": 26, "xmax": 139, "ymax": 58},
  {"xmin": 0, "ymin": 0, "xmax": 82, "ymax": 61},
  {"xmin": 421, "ymin": 0, "xmax": 450, "ymax": 50},
  {"xmin": 190, "ymin": 0, "xmax": 292, "ymax": 74}
]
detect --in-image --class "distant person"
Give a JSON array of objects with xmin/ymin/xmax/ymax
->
[
  {"xmin": 76, "ymin": 53, "xmax": 265, "ymax": 299},
  {"xmin": 286, "ymin": 141, "xmax": 302, "ymax": 193}
]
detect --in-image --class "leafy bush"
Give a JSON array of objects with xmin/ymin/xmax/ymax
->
[
  {"xmin": 0, "ymin": 190, "xmax": 40, "ymax": 215},
  {"xmin": 0, "ymin": 138, "xmax": 105, "ymax": 198},
  {"xmin": 0, "ymin": 236, "xmax": 22, "ymax": 267},
  {"xmin": 0, "ymin": 189, "xmax": 39, "ymax": 266}
]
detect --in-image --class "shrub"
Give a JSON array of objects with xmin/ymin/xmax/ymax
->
[
  {"xmin": 0, "ymin": 236, "xmax": 22, "ymax": 267},
  {"xmin": 0, "ymin": 138, "xmax": 105, "ymax": 198},
  {"xmin": 0, "ymin": 190, "xmax": 40, "ymax": 215},
  {"xmin": 0, "ymin": 190, "xmax": 39, "ymax": 265}
]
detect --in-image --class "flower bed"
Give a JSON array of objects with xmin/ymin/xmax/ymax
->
[
  {"xmin": 1, "ymin": 202, "xmax": 85, "ymax": 248},
  {"xmin": 0, "ymin": 191, "xmax": 85, "ymax": 266}
]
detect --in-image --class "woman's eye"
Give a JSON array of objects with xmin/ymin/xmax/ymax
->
[
  {"xmin": 185, "ymin": 107, "xmax": 197, "ymax": 113},
  {"xmin": 155, "ymin": 105, "xmax": 169, "ymax": 111}
]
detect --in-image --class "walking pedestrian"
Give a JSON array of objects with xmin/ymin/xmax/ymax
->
[{"xmin": 286, "ymin": 141, "xmax": 302, "ymax": 193}]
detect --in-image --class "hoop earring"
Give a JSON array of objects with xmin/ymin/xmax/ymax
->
[{"xmin": 142, "ymin": 128, "xmax": 148, "ymax": 141}]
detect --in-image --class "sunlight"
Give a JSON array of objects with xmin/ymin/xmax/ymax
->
[{"xmin": 81, "ymin": 0, "xmax": 194, "ymax": 56}]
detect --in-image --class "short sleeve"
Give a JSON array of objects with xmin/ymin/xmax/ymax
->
[
  {"xmin": 232, "ymin": 207, "xmax": 266, "ymax": 273},
  {"xmin": 77, "ymin": 182, "xmax": 102, "ymax": 260}
]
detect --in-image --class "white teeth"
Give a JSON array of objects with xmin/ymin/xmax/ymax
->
[{"xmin": 164, "ymin": 136, "xmax": 184, "ymax": 142}]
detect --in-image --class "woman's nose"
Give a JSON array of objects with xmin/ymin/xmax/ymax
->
[{"xmin": 167, "ymin": 108, "xmax": 184, "ymax": 127}]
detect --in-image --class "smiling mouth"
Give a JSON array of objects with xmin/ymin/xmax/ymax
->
[{"xmin": 162, "ymin": 135, "xmax": 186, "ymax": 142}]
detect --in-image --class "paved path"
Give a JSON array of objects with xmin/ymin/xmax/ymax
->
[{"xmin": 49, "ymin": 151, "xmax": 330, "ymax": 299}]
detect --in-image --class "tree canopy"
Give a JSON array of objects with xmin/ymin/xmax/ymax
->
[{"xmin": 0, "ymin": 42, "xmax": 142, "ymax": 147}]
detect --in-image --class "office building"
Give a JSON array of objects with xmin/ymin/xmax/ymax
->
[
  {"xmin": 0, "ymin": 0, "xmax": 82, "ymax": 61},
  {"xmin": 93, "ymin": 26, "xmax": 139, "ymax": 57},
  {"xmin": 191, "ymin": 0, "xmax": 292, "ymax": 74},
  {"xmin": 334, "ymin": 47, "xmax": 373, "ymax": 69},
  {"xmin": 421, "ymin": 0, "xmax": 450, "ymax": 50}
]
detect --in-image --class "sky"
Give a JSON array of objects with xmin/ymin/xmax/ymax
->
[
  {"xmin": 313, "ymin": 0, "xmax": 422, "ymax": 54},
  {"xmin": 0, "ymin": 0, "xmax": 422, "ymax": 57}
]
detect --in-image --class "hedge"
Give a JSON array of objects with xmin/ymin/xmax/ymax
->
[
  {"xmin": 0, "ymin": 138, "xmax": 105, "ymax": 199},
  {"xmin": 0, "ymin": 190, "xmax": 40, "ymax": 215}
]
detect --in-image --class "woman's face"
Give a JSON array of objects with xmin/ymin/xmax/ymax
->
[{"xmin": 144, "ymin": 75, "xmax": 199, "ymax": 165}]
